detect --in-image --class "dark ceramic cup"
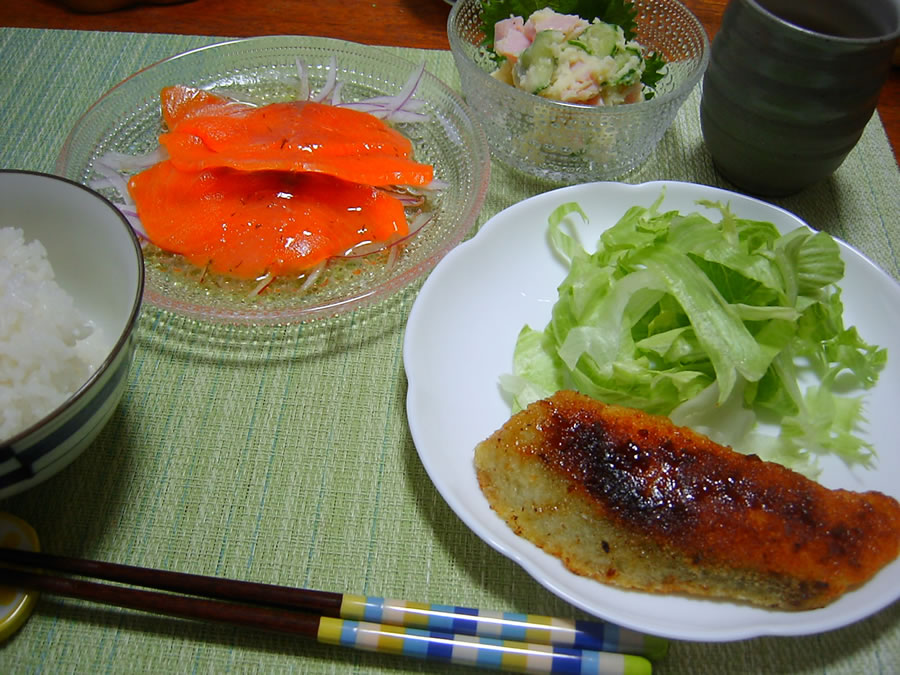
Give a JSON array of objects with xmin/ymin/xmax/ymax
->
[{"xmin": 700, "ymin": 0, "xmax": 900, "ymax": 196}]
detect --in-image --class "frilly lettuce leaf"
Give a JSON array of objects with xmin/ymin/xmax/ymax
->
[{"xmin": 504, "ymin": 193, "xmax": 887, "ymax": 477}]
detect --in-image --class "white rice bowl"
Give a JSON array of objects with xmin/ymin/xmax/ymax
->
[{"xmin": 0, "ymin": 170, "xmax": 143, "ymax": 499}]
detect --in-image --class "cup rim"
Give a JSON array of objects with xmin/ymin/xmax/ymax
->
[{"xmin": 746, "ymin": 0, "xmax": 900, "ymax": 44}]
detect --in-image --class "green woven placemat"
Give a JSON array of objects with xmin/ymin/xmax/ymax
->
[{"xmin": 1, "ymin": 27, "xmax": 897, "ymax": 674}]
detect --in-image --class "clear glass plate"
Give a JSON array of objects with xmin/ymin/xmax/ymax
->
[{"xmin": 58, "ymin": 36, "xmax": 491, "ymax": 324}]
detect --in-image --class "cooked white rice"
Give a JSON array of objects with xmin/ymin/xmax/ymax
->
[{"xmin": 0, "ymin": 227, "xmax": 106, "ymax": 441}]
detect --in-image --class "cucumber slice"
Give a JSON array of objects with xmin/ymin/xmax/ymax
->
[
  {"xmin": 514, "ymin": 30, "xmax": 562, "ymax": 94},
  {"xmin": 580, "ymin": 21, "xmax": 620, "ymax": 57}
]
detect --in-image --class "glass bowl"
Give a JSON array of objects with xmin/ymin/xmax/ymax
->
[
  {"xmin": 57, "ymin": 36, "xmax": 491, "ymax": 324},
  {"xmin": 448, "ymin": 0, "xmax": 709, "ymax": 184}
]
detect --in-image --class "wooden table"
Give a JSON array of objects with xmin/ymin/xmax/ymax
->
[{"xmin": 2, "ymin": 0, "xmax": 898, "ymax": 160}]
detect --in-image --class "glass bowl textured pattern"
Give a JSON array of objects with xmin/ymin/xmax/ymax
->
[
  {"xmin": 448, "ymin": 0, "xmax": 709, "ymax": 184},
  {"xmin": 58, "ymin": 36, "xmax": 491, "ymax": 324}
]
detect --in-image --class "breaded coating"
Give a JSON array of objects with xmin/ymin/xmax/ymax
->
[{"xmin": 474, "ymin": 390, "xmax": 900, "ymax": 610}]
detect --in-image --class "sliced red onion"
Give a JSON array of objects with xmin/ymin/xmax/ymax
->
[
  {"xmin": 298, "ymin": 260, "xmax": 326, "ymax": 292},
  {"xmin": 329, "ymin": 81, "xmax": 345, "ymax": 106},
  {"xmin": 385, "ymin": 240, "xmax": 399, "ymax": 270},
  {"xmin": 249, "ymin": 272, "xmax": 275, "ymax": 297},
  {"xmin": 338, "ymin": 62, "xmax": 430, "ymax": 124},
  {"xmin": 119, "ymin": 205, "xmax": 149, "ymax": 241},
  {"xmin": 341, "ymin": 239, "xmax": 389, "ymax": 258},
  {"xmin": 97, "ymin": 147, "xmax": 167, "ymax": 172},
  {"xmin": 339, "ymin": 210, "xmax": 433, "ymax": 260},
  {"xmin": 291, "ymin": 57, "xmax": 430, "ymax": 124},
  {"xmin": 391, "ymin": 193, "xmax": 426, "ymax": 207},
  {"xmin": 310, "ymin": 56, "xmax": 339, "ymax": 103},
  {"xmin": 89, "ymin": 170, "xmax": 131, "ymax": 205},
  {"xmin": 424, "ymin": 178, "xmax": 449, "ymax": 191},
  {"xmin": 294, "ymin": 58, "xmax": 310, "ymax": 101}
]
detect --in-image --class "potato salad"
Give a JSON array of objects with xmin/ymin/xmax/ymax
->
[{"xmin": 491, "ymin": 8, "xmax": 653, "ymax": 105}]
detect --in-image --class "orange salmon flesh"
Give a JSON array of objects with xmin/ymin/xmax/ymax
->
[
  {"xmin": 128, "ymin": 161, "xmax": 409, "ymax": 279},
  {"xmin": 127, "ymin": 85, "xmax": 432, "ymax": 280}
]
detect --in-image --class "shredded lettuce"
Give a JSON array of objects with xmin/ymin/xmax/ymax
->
[{"xmin": 501, "ymin": 193, "xmax": 887, "ymax": 477}]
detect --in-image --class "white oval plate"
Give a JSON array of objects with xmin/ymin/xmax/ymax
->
[{"xmin": 403, "ymin": 180, "xmax": 900, "ymax": 642}]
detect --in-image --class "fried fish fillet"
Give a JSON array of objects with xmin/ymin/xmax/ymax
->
[{"xmin": 474, "ymin": 390, "xmax": 900, "ymax": 610}]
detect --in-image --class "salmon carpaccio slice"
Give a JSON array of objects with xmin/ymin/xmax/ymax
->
[
  {"xmin": 128, "ymin": 161, "xmax": 409, "ymax": 279},
  {"xmin": 158, "ymin": 85, "xmax": 435, "ymax": 187},
  {"xmin": 160, "ymin": 84, "xmax": 247, "ymax": 128}
]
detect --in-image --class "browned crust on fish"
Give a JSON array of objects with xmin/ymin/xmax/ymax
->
[{"xmin": 474, "ymin": 390, "xmax": 900, "ymax": 610}]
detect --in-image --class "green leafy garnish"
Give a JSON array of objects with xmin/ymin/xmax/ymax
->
[
  {"xmin": 501, "ymin": 194, "xmax": 887, "ymax": 477},
  {"xmin": 480, "ymin": 0, "xmax": 638, "ymax": 45},
  {"xmin": 640, "ymin": 51, "xmax": 666, "ymax": 99}
]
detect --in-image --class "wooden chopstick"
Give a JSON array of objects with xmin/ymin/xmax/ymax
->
[
  {"xmin": 0, "ymin": 547, "xmax": 340, "ymax": 616},
  {"xmin": 1, "ymin": 566, "xmax": 320, "ymax": 636},
  {"xmin": 0, "ymin": 547, "xmax": 665, "ymax": 673}
]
